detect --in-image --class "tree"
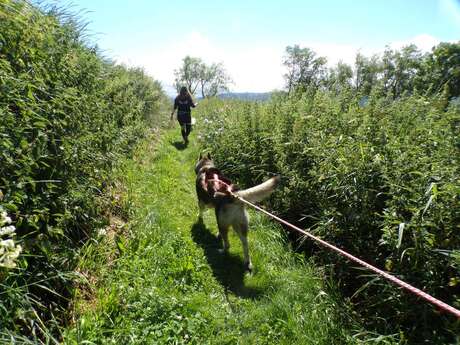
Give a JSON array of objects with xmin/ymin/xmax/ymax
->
[
  {"xmin": 424, "ymin": 42, "xmax": 460, "ymax": 99},
  {"xmin": 380, "ymin": 45, "xmax": 423, "ymax": 98},
  {"xmin": 174, "ymin": 56, "xmax": 231, "ymax": 98},
  {"xmin": 198, "ymin": 62, "xmax": 232, "ymax": 98},
  {"xmin": 283, "ymin": 45, "xmax": 327, "ymax": 94},
  {"xmin": 354, "ymin": 52, "xmax": 381, "ymax": 95},
  {"xmin": 173, "ymin": 56, "xmax": 203, "ymax": 95},
  {"xmin": 326, "ymin": 61, "xmax": 353, "ymax": 94}
]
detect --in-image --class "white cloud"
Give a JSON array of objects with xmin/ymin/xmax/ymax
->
[
  {"xmin": 224, "ymin": 45, "xmax": 285, "ymax": 92},
  {"xmin": 115, "ymin": 31, "xmax": 221, "ymax": 88},
  {"xmin": 299, "ymin": 34, "xmax": 442, "ymax": 68},
  {"xmin": 389, "ymin": 34, "xmax": 440, "ymax": 52},
  {"xmin": 297, "ymin": 42, "xmax": 375, "ymax": 66},
  {"xmin": 115, "ymin": 31, "xmax": 284, "ymax": 93},
  {"xmin": 114, "ymin": 32, "xmax": 446, "ymax": 93},
  {"xmin": 295, "ymin": 34, "xmax": 451, "ymax": 73}
]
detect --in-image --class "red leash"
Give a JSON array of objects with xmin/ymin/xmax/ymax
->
[{"xmin": 213, "ymin": 176, "xmax": 460, "ymax": 319}]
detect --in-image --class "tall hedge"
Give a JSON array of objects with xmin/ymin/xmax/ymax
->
[
  {"xmin": 198, "ymin": 93, "xmax": 460, "ymax": 344},
  {"xmin": 0, "ymin": 0, "xmax": 166, "ymax": 340}
]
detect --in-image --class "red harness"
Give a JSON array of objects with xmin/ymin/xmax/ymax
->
[{"xmin": 202, "ymin": 168, "xmax": 235, "ymax": 198}]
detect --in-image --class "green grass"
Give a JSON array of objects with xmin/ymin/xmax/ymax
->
[{"xmin": 63, "ymin": 125, "xmax": 398, "ymax": 344}]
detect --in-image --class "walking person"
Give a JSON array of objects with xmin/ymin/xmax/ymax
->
[{"xmin": 171, "ymin": 86, "xmax": 197, "ymax": 145}]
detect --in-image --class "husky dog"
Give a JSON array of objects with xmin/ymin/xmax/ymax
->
[{"xmin": 195, "ymin": 153, "xmax": 279, "ymax": 271}]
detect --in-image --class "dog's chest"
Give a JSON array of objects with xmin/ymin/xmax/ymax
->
[{"xmin": 196, "ymin": 168, "xmax": 237, "ymax": 205}]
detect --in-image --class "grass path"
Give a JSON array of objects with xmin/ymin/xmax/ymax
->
[{"xmin": 64, "ymin": 126, "xmax": 371, "ymax": 344}]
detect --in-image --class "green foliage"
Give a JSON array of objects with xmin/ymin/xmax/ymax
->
[
  {"xmin": 283, "ymin": 45, "xmax": 327, "ymax": 93},
  {"xmin": 425, "ymin": 42, "xmax": 460, "ymax": 98},
  {"xmin": 174, "ymin": 55, "xmax": 231, "ymax": 98},
  {"xmin": 0, "ymin": 0, "xmax": 166, "ymax": 341},
  {"xmin": 197, "ymin": 92, "xmax": 460, "ymax": 344},
  {"xmin": 286, "ymin": 42, "xmax": 460, "ymax": 101},
  {"xmin": 64, "ymin": 130, "xmax": 374, "ymax": 345}
]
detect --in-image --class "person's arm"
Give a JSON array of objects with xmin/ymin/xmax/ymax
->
[
  {"xmin": 171, "ymin": 99, "xmax": 177, "ymax": 120},
  {"xmin": 189, "ymin": 96, "xmax": 197, "ymax": 108}
]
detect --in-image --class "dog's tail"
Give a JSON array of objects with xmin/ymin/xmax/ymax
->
[{"xmin": 235, "ymin": 176, "xmax": 280, "ymax": 203}]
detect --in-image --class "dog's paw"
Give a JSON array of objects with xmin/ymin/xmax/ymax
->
[{"xmin": 244, "ymin": 261, "xmax": 253, "ymax": 273}]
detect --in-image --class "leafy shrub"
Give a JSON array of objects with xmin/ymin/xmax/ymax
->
[
  {"xmin": 0, "ymin": 0, "xmax": 166, "ymax": 341},
  {"xmin": 197, "ymin": 92, "xmax": 460, "ymax": 343}
]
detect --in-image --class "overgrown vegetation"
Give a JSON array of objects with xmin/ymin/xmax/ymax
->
[
  {"xmin": 2, "ymin": 0, "xmax": 459, "ymax": 343},
  {"xmin": 0, "ymin": 0, "xmax": 166, "ymax": 341},
  {"xmin": 197, "ymin": 42, "xmax": 460, "ymax": 344},
  {"xmin": 64, "ymin": 129, "xmax": 388, "ymax": 345}
]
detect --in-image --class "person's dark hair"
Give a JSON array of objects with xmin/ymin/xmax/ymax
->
[{"xmin": 179, "ymin": 86, "xmax": 188, "ymax": 97}]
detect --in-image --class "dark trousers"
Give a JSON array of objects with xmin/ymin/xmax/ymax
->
[
  {"xmin": 180, "ymin": 122, "xmax": 192, "ymax": 139},
  {"xmin": 178, "ymin": 111, "xmax": 192, "ymax": 140}
]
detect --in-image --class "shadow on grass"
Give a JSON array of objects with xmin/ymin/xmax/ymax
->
[
  {"xmin": 191, "ymin": 219, "xmax": 263, "ymax": 300},
  {"xmin": 171, "ymin": 140, "xmax": 187, "ymax": 151}
]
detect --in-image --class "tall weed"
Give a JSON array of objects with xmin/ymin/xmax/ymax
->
[{"xmin": 197, "ymin": 93, "xmax": 459, "ymax": 343}]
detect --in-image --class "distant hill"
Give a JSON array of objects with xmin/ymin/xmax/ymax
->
[
  {"xmin": 168, "ymin": 91, "xmax": 274, "ymax": 102},
  {"xmin": 218, "ymin": 92, "xmax": 272, "ymax": 101}
]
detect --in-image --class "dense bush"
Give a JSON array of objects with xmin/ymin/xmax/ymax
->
[
  {"xmin": 197, "ymin": 92, "xmax": 459, "ymax": 343},
  {"xmin": 0, "ymin": 0, "xmax": 166, "ymax": 341}
]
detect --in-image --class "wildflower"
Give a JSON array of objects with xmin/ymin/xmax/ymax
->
[
  {"xmin": 0, "ymin": 210, "xmax": 7, "ymax": 226},
  {"xmin": 0, "ymin": 207, "xmax": 22, "ymax": 269},
  {"xmin": 0, "ymin": 225, "xmax": 15, "ymax": 236},
  {"xmin": 0, "ymin": 239, "xmax": 15, "ymax": 249}
]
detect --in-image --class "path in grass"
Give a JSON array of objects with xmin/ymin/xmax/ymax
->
[{"xmin": 64, "ymin": 126, "xmax": 368, "ymax": 344}]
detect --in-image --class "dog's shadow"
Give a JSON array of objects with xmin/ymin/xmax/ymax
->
[
  {"xmin": 171, "ymin": 140, "xmax": 187, "ymax": 150},
  {"xmin": 191, "ymin": 220, "xmax": 263, "ymax": 300}
]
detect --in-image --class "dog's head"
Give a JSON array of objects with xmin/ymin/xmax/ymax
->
[{"xmin": 195, "ymin": 152, "xmax": 214, "ymax": 175}]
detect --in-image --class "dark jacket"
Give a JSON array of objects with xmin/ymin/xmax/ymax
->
[{"xmin": 174, "ymin": 95, "xmax": 195, "ymax": 123}]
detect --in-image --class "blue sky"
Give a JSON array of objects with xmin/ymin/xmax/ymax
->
[{"xmin": 59, "ymin": 0, "xmax": 460, "ymax": 93}]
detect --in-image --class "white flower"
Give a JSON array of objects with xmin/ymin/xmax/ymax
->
[
  {"xmin": 10, "ymin": 245, "xmax": 21, "ymax": 259},
  {"xmin": 0, "ymin": 239, "xmax": 15, "ymax": 248},
  {"xmin": 0, "ymin": 241, "xmax": 22, "ymax": 268},
  {"xmin": 0, "ymin": 210, "xmax": 7, "ymax": 226},
  {"xmin": 0, "ymin": 225, "xmax": 15, "ymax": 236},
  {"xmin": 0, "ymin": 208, "xmax": 22, "ymax": 269}
]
